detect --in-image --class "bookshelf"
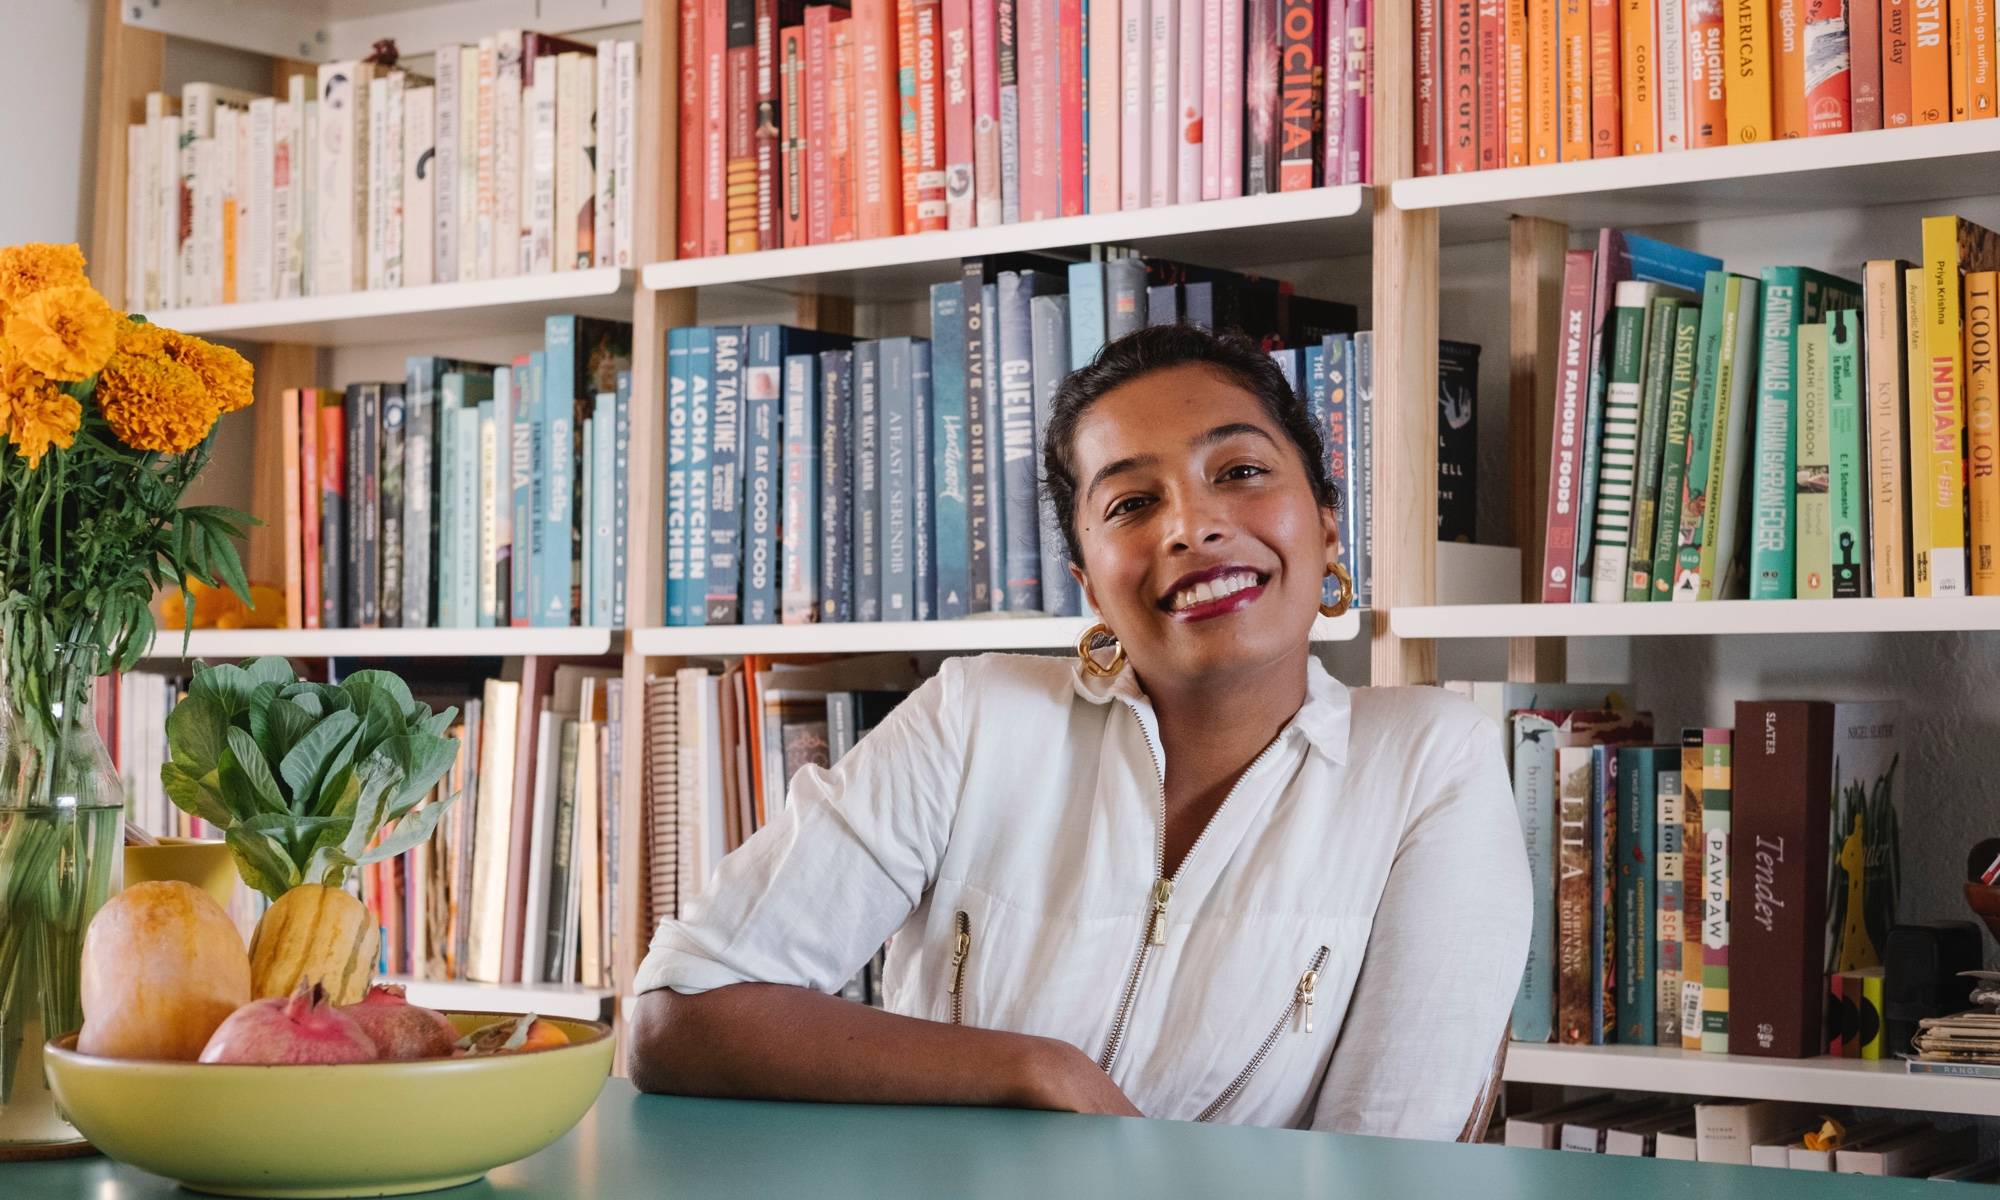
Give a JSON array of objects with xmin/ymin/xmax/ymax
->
[
  {"xmin": 630, "ymin": 613, "xmax": 1363, "ymax": 658},
  {"xmin": 381, "ymin": 975, "xmax": 616, "ymax": 1024},
  {"xmin": 139, "ymin": 626, "xmax": 619, "ymax": 661},
  {"xmin": 1390, "ymin": 598, "xmax": 2000, "ymax": 640}
]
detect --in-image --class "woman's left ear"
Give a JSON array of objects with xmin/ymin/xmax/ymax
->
[
  {"xmin": 1320, "ymin": 506, "xmax": 1341, "ymax": 566},
  {"xmin": 1069, "ymin": 561, "xmax": 1096, "ymax": 613}
]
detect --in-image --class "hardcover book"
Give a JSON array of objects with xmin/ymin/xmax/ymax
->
[
  {"xmin": 854, "ymin": 340, "xmax": 884, "ymax": 620},
  {"xmin": 1617, "ymin": 744, "xmax": 1667, "ymax": 1044},
  {"xmin": 707, "ymin": 326, "xmax": 748, "ymax": 623},
  {"xmin": 1827, "ymin": 309, "xmax": 1870, "ymax": 598},
  {"xmin": 1700, "ymin": 726, "xmax": 1733, "ymax": 1053},
  {"xmin": 819, "ymin": 348, "xmax": 857, "ymax": 621},
  {"xmin": 931, "ymin": 282, "xmax": 973, "ymax": 618}
]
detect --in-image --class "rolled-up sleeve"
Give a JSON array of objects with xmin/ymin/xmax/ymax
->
[
  {"xmin": 634, "ymin": 659, "xmax": 968, "ymax": 997},
  {"xmin": 1309, "ymin": 712, "xmax": 1532, "ymax": 1139}
]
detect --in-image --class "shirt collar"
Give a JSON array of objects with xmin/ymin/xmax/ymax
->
[{"xmin": 1069, "ymin": 654, "xmax": 1351, "ymax": 764}]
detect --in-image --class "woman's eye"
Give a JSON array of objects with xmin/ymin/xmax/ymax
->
[
  {"xmin": 1221, "ymin": 463, "xmax": 1270, "ymax": 481},
  {"xmin": 1108, "ymin": 495, "xmax": 1151, "ymax": 517}
]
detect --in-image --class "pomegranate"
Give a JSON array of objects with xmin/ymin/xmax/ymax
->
[
  {"xmin": 338, "ymin": 984, "xmax": 457, "ymax": 1060},
  {"xmin": 458, "ymin": 1013, "xmax": 569, "ymax": 1056},
  {"xmin": 198, "ymin": 980, "xmax": 379, "ymax": 1065}
]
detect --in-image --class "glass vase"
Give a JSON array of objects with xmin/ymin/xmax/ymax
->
[{"xmin": 0, "ymin": 642, "xmax": 124, "ymax": 1155}]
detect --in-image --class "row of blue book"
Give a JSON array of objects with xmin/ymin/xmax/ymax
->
[{"xmin": 662, "ymin": 252, "xmax": 1374, "ymax": 626}]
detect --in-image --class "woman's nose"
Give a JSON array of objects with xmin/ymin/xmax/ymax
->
[{"xmin": 1163, "ymin": 492, "xmax": 1232, "ymax": 553}]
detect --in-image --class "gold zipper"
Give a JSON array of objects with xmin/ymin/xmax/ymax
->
[
  {"xmin": 1097, "ymin": 708, "xmax": 1289, "ymax": 1075},
  {"xmin": 1195, "ymin": 945, "xmax": 1331, "ymax": 1123},
  {"xmin": 946, "ymin": 910, "xmax": 971, "ymax": 1025}
]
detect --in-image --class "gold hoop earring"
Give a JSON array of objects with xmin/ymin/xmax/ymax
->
[
  {"xmin": 1076, "ymin": 621, "xmax": 1126, "ymax": 677},
  {"xmin": 1319, "ymin": 563, "xmax": 1354, "ymax": 618}
]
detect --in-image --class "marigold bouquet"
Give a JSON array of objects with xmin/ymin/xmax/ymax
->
[{"xmin": 0, "ymin": 242, "xmax": 255, "ymax": 747}]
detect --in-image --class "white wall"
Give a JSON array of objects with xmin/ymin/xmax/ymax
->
[{"xmin": 0, "ymin": 1, "xmax": 99, "ymax": 246}]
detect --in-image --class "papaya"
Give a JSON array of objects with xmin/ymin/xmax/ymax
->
[{"xmin": 247, "ymin": 883, "xmax": 379, "ymax": 1005}]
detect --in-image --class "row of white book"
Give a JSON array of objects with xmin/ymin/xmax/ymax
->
[
  {"xmin": 1502, "ymin": 1095, "xmax": 1993, "ymax": 1178},
  {"xmin": 123, "ymin": 33, "xmax": 638, "ymax": 315}
]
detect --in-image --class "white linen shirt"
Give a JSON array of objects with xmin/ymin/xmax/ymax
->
[{"xmin": 636, "ymin": 653, "xmax": 1531, "ymax": 1139}]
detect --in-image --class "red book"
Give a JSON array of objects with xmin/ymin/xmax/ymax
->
[
  {"xmin": 805, "ymin": 6, "xmax": 851, "ymax": 244},
  {"xmin": 1883, "ymin": 0, "xmax": 1913, "ymax": 125},
  {"xmin": 942, "ymin": 0, "xmax": 976, "ymax": 227},
  {"xmin": 898, "ymin": 0, "xmax": 922, "ymax": 231},
  {"xmin": 829, "ymin": 20, "xmax": 860, "ymax": 240},
  {"xmin": 780, "ymin": 24, "xmax": 809, "ymax": 247},
  {"xmin": 1728, "ymin": 700, "xmax": 1836, "ymax": 1059},
  {"xmin": 1279, "ymin": 0, "xmax": 1321, "ymax": 189},
  {"xmin": 1774, "ymin": 0, "xmax": 1809, "ymax": 137},
  {"xmin": 917, "ymin": 0, "xmax": 950, "ymax": 228},
  {"xmin": 681, "ymin": 0, "xmax": 706, "ymax": 257},
  {"xmin": 1324, "ymin": 0, "xmax": 1351, "ymax": 182},
  {"xmin": 1476, "ymin": 0, "xmax": 1503, "ymax": 169},
  {"xmin": 318, "ymin": 402, "xmax": 344, "ymax": 629},
  {"xmin": 1059, "ymin": 0, "xmax": 1085, "ymax": 214},
  {"xmin": 1685, "ymin": 0, "xmax": 1725, "ymax": 146},
  {"xmin": 1415, "ymin": 0, "xmax": 1440, "ymax": 174},
  {"xmin": 754, "ymin": 0, "xmax": 784, "ymax": 250},
  {"xmin": 1804, "ymin": 0, "xmax": 1850, "ymax": 133},
  {"xmin": 1445, "ymin": 0, "xmax": 1478, "ymax": 172},
  {"xmin": 1850, "ymin": 0, "xmax": 1884, "ymax": 129},
  {"xmin": 727, "ymin": 0, "xmax": 760, "ymax": 252},
  {"xmin": 972, "ymin": 0, "xmax": 1002, "ymax": 223},
  {"xmin": 705, "ymin": 0, "xmax": 731, "ymax": 255},
  {"xmin": 1019, "ymin": 0, "xmax": 1057, "ymax": 218},
  {"xmin": 854, "ymin": 0, "xmax": 906, "ymax": 238},
  {"xmin": 300, "ymin": 388, "xmax": 322, "ymax": 629},
  {"xmin": 1588, "ymin": 0, "xmax": 1621, "ymax": 157},
  {"xmin": 1541, "ymin": 249, "xmax": 1596, "ymax": 603}
]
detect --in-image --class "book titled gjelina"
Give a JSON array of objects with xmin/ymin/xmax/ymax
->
[{"xmin": 1729, "ymin": 699, "xmax": 1835, "ymax": 1058}]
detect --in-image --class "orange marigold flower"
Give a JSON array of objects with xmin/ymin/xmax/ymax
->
[
  {"xmin": 97, "ymin": 350, "xmax": 219, "ymax": 454},
  {"xmin": 4, "ymin": 284, "xmax": 118, "ymax": 381},
  {"xmin": 0, "ymin": 243, "xmax": 89, "ymax": 320},
  {"xmin": 0, "ymin": 354, "xmax": 82, "ymax": 468},
  {"xmin": 165, "ymin": 330, "xmax": 254, "ymax": 413}
]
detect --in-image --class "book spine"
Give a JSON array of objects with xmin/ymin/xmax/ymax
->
[
  {"xmin": 781, "ymin": 353, "xmax": 819, "ymax": 622},
  {"xmin": 829, "ymin": 22, "xmax": 860, "ymax": 241},
  {"xmin": 1969, "ymin": 275, "xmax": 2000, "ymax": 595},
  {"xmin": 1658, "ymin": 0, "xmax": 1686, "ymax": 147},
  {"xmin": 1149, "ymin": 0, "xmax": 1178, "ymax": 204},
  {"xmin": 1324, "ymin": 0, "xmax": 1351, "ymax": 182},
  {"xmin": 1700, "ymin": 727, "xmax": 1732, "ymax": 1053},
  {"xmin": 402, "ymin": 87, "xmax": 434, "ymax": 289},
  {"xmin": 1438, "ymin": 341, "xmax": 1479, "ymax": 543},
  {"xmin": 1728, "ymin": 702, "xmax": 1833, "ymax": 1058},
  {"xmin": 1950, "ymin": 0, "xmax": 1972, "ymax": 119},
  {"xmin": 931, "ymin": 283, "xmax": 973, "ymax": 618},
  {"xmin": 476, "ymin": 41, "xmax": 497, "ymax": 277},
  {"xmin": 1556, "ymin": 743, "xmax": 1593, "ymax": 1044},
  {"xmin": 852, "ymin": 0, "xmax": 904, "ymax": 238},
  {"xmin": 248, "ymin": 98, "xmax": 275, "ymax": 302},
  {"xmin": 901, "ymin": 0, "xmax": 925, "ymax": 230},
  {"xmin": 879, "ymin": 339, "xmax": 917, "ymax": 619},
  {"xmin": 995, "ymin": 274, "xmax": 1043, "ymax": 610},
  {"xmin": 1647, "ymin": 306, "xmax": 1703, "ymax": 599},
  {"xmin": 399, "ymin": 385, "xmax": 431, "ymax": 630},
  {"xmin": 1588, "ymin": 0, "xmax": 1622, "ymax": 158},
  {"xmin": 1530, "ymin": 0, "xmax": 1559, "ymax": 160},
  {"xmin": 973, "ymin": 0, "xmax": 1004, "ymax": 224},
  {"xmin": 1098, "ymin": 0, "xmax": 1132, "ymax": 206},
  {"xmin": 1750, "ymin": 267, "xmax": 1804, "ymax": 599},
  {"xmin": 1679, "ymin": 729, "xmax": 1705, "ymax": 1049},
  {"xmin": 1918, "ymin": 217, "xmax": 1972, "ymax": 596},
  {"xmin": 707, "ymin": 326, "xmax": 747, "ymax": 623},
  {"xmin": 1060, "ymin": 0, "xmax": 1087, "ymax": 216},
  {"xmin": 1019, "ymin": 0, "xmax": 1056, "ymax": 218},
  {"xmin": 613, "ymin": 369, "xmax": 632, "ymax": 626},
  {"xmin": 1541, "ymin": 250, "xmax": 1595, "ymax": 602},
  {"xmin": 357, "ymin": 385, "xmax": 382, "ymax": 627},
  {"xmin": 686, "ymin": 329, "xmax": 714, "ymax": 627},
  {"xmin": 1280, "ymin": 0, "xmax": 1321, "ymax": 188},
  {"xmin": 1774, "ymin": 0, "xmax": 1808, "ymax": 137},
  {"xmin": 527, "ymin": 59, "xmax": 557, "ymax": 272},
  {"xmin": 1825, "ymin": 310, "xmax": 1870, "ymax": 597},
  {"xmin": 380, "ymin": 384, "xmax": 406, "ymax": 626},
  {"xmin": 1511, "ymin": 713, "xmax": 1559, "ymax": 1043},
  {"xmin": 1796, "ymin": 322, "xmax": 1833, "ymax": 597},
  {"xmin": 1624, "ymin": 297, "xmax": 1680, "ymax": 600},
  {"xmin": 436, "ymin": 385, "xmax": 458, "ymax": 627},
  {"xmin": 320, "ymin": 402, "xmax": 346, "ymax": 627},
  {"xmin": 1851, "ymin": 0, "xmax": 1883, "ymax": 128},
  {"xmin": 781, "ymin": 25, "xmax": 808, "ymax": 248},
  {"xmin": 1590, "ymin": 286, "xmax": 1654, "ymax": 602},
  {"xmin": 1804, "ymin": 0, "xmax": 1852, "ymax": 133},
  {"xmin": 618, "ymin": 42, "xmax": 641, "ymax": 266},
  {"xmin": 1622, "ymin": 0, "xmax": 1658, "ymax": 153},
  {"xmin": 755, "ymin": 0, "xmax": 782, "ymax": 253},
  {"xmin": 1559, "ymin": 0, "xmax": 1591, "ymax": 157},
  {"xmin": 667, "ymin": 330, "xmax": 690, "ymax": 625},
  {"xmin": 726, "ymin": 0, "xmax": 759, "ymax": 253},
  {"xmin": 1180, "ymin": 0, "xmax": 1207, "ymax": 198},
  {"xmin": 1884, "ymin": 0, "xmax": 1912, "ymax": 124},
  {"xmin": 944, "ymin": 0, "xmax": 978, "ymax": 228},
  {"xmin": 1031, "ymin": 294, "xmax": 1077, "ymax": 614},
  {"xmin": 1357, "ymin": 329, "xmax": 1376, "ymax": 605},
  {"xmin": 1976, "ymin": 0, "xmax": 1998, "ymax": 118},
  {"xmin": 1504, "ymin": 0, "xmax": 1530, "ymax": 164},
  {"xmin": 820, "ymin": 349, "xmax": 856, "ymax": 620},
  {"xmin": 1591, "ymin": 745, "xmax": 1616, "ymax": 1043},
  {"xmin": 1685, "ymin": 0, "xmax": 1725, "ymax": 146},
  {"xmin": 854, "ymin": 341, "xmax": 883, "ymax": 620},
  {"xmin": 1616, "ymin": 746, "xmax": 1656, "ymax": 1045},
  {"xmin": 963, "ymin": 262, "xmax": 994, "ymax": 610},
  {"xmin": 1476, "ymin": 0, "xmax": 1503, "ymax": 169},
  {"xmin": 981, "ymin": 282, "xmax": 1005, "ymax": 606},
  {"xmin": 1221, "ymin": 0, "xmax": 1247, "ymax": 192},
  {"xmin": 1656, "ymin": 762, "xmax": 1684, "ymax": 1044},
  {"xmin": 301, "ymin": 390, "xmax": 323, "ymax": 628},
  {"xmin": 1415, "ymin": 0, "xmax": 1440, "ymax": 173},
  {"xmin": 1725, "ymin": 0, "xmax": 1773, "ymax": 140},
  {"xmin": 1327, "ymin": 335, "xmax": 1358, "ymax": 589},
  {"xmin": 541, "ymin": 323, "xmax": 575, "ymax": 625},
  {"xmin": 1704, "ymin": 275, "xmax": 1765, "ymax": 600},
  {"xmin": 457, "ymin": 48, "xmax": 480, "ymax": 279},
  {"xmin": 1247, "ymin": 0, "xmax": 1279, "ymax": 191},
  {"xmin": 743, "ymin": 328, "xmax": 784, "ymax": 624},
  {"xmin": 478, "ymin": 399, "xmax": 499, "ymax": 626},
  {"xmin": 805, "ymin": 10, "xmax": 837, "ymax": 244},
  {"xmin": 1122, "ymin": 0, "xmax": 1151, "ymax": 205},
  {"xmin": 1445, "ymin": 0, "xmax": 1478, "ymax": 171},
  {"xmin": 682, "ymin": 0, "xmax": 707, "ymax": 256},
  {"xmin": 1903, "ymin": 268, "xmax": 1932, "ymax": 589},
  {"xmin": 913, "ymin": 340, "xmax": 937, "ymax": 619},
  {"xmin": 918, "ymin": 0, "xmax": 952, "ymax": 228}
]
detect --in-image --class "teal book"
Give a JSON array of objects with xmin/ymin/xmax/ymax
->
[
  {"xmin": 540, "ymin": 319, "xmax": 576, "ymax": 626},
  {"xmin": 929, "ymin": 282, "xmax": 971, "ymax": 619},
  {"xmin": 1748, "ymin": 266, "xmax": 1864, "ymax": 599},
  {"xmin": 705, "ymin": 325, "xmax": 747, "ymax": 625},
  {"xmin": 1326, "ymin": 335, "xmax": 1358, "ymax": 593},
  {"xmin": 436, "ymin": 387, "xmax": 457, "ymax": 629},
  {"xmin": 1587, "ymin": 283, "xmax": 1661, "ymax": 602},
  {"xmin": 450, "ymin": 400, "xmax": 483, "ymax": 630},
  {"xmin": 1616, "ymin": 744, "xmax": 1667, "ymax": 1046},
  {"xmin": 1656, "ymin": 290, "xmax": 1718, "ymax": 600},
  {"xmin": 1511, "ymin": 711, "xmax": 1562, "ymax": 1043},
  {"xmin": 579, "ymin": 413, "xmax": 594, "ymax": 624},
  {"xmin": 1670, "ymin": 272, "xmax": 1741, "ymax": 601},
  {"xmin": 1624, "ymin": 297, "xmax": 1685, "ymax": 602},
  {"xmin": 1589, "ymin": 744, "xmax": 1615, "ymax": 1044},
  {"xmin": 1794, "ymin": 322, "xmax": 1833, "ymax": 598},
  {"xmin": 998, "ymin": 270, "xmax": 1056, "ymax": 612},
  {"xmin": 611, "ymin": 369, "xmax": 632, "ymax": 627},
  {"xmin": 1067, "ymin": 259, "xmax": 1107, "ymax": 371},
  {"xmin": 508, "ymin": 357, "xmax": 536, "ymax": 626},
  {"xmin": 742, "ymin": 326, "xmax": 793, "ymax": 626},
  {"xmin": 665, "ymin": 329, "xmax": 691, "ymax": 626},
  {"xmin": 592, "ymin": 391, "xmax": 616, "ymax": 627},
  {"xmin": 1827, "ymin": 310, "xmax": 1868, "ymax": 597},
  {"xmin": 684, "ymin": 326, "xmax": 714, "ymax": 628},
  {"xmin": 1030, "ymin": 293, "xmax": 1077, "ymax": 616},
  {"xmin": 476, "ymin": 397, "xmax": 498, "ymax": 628}
]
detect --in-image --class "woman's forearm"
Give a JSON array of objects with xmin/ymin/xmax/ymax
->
[{"xmin": 628, "ymin": 983, "xmax": 1128, "ymax": 1113}]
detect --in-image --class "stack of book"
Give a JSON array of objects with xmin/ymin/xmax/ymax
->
[
  {"xmin": 1461, "ymin": 682, "xmax": 1907, "ymax": 1058},
  {"xmin": 123, "ymin": 33, "xmax": 639, "ymax": 313},
  {"xmin": 1415, "ymin": 0, "xmax": 1994, "ymax": 175},
  {"xmin": 676, "ymin": 0, "xmax": 1374, "ymax": 260},
  {"xmin": 1538, "ymin": 219, "xmax": 2000, "ymax": 604},
  {"xmin": 278, "ymin": 315, "xmax": 633, "ymax": 630}
]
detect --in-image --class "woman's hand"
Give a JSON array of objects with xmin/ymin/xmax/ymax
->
[{"xmin": 1012, "ymin": 1037, "xmax": 1145, "ymax": 1118}]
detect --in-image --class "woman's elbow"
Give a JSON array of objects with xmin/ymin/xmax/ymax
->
[{"xmin": 627, "ymin": 988, "xmax": 696, "ymax": 1094}]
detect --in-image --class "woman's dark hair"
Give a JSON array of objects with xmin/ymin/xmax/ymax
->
[{"xmin": 1042, "ymin": 322, "xmax": 1340, "ymax": 568}]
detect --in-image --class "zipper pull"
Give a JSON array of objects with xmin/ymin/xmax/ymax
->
[
  {"xmin": 1147, "ymin": 877, "xmax": 1174, "ymax": 946},
  {"xmin": 947, "ymin": 914, "xmax": 970, "ymax": 995},
  {"xmin": 1296, "ymin": 969, "xmax": 1319, "ymax": 1034}
]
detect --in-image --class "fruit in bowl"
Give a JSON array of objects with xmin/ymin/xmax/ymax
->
[
  {"xmin": 77, "ymin": 880, "xmax": 251, "ymax": 1061},
  {"xmin": 341, "ymin": 983, "xmax": 461, "ymax": 1060}
]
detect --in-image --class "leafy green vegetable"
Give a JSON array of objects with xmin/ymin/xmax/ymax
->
[{"xmin": 162, "ymin": 657, "xmax": 463, "ymax": 900}]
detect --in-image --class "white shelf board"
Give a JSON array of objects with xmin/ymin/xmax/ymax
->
[
  {"xmin": 1504, "ymin": 1043, "xmax": 2000, "ymax": 1118},
  {"xmin": 141, "ymin": 626, "xmax": 617, "ymax": 660},
  {"xmin": 126, "ymin": 0, "xmax": 642, "ymax": 63},
  {"xmin": 631, "ymin": 611, "xmax": 1362, "ymax": 657},
  {"xmin": 380, "ymin": 975, "xmax": 615, "ymax": 1022},
  {"xmin": 1388, "ymin": 597, "xmax": 2000, "ymax": 639},
  {"xmin": 640, "ymin": 188, "xmax": 1372, "ymax": 303},
  {"xmin": 146, "ymin": 268, "xmax": 632, "ymax": 346},
  {"xmin": 1394, "ymin": 122, "xmax": 2000, "ymax": 243}
]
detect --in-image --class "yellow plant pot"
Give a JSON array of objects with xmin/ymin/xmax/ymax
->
[{"xmin": 122, "ymin": 838, "xmax": 238, "ymax": 911}]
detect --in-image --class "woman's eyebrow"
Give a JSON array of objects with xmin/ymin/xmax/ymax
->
[
  {"xmin": 1087, "ymin": 453, "xmax": 1157, "ymax": 499},
  {"xmin": 1194, "ymin": 422, "xmax": 1279, "ymax": 450}
]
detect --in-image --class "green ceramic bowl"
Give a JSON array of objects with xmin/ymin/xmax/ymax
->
[{"xmin": 44, "ymin": 1012, "xmax": 612, "ymax": 1198}]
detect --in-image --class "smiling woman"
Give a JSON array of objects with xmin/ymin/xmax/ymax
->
[{"xmin": 629, "ymin": 324, "xmax": 1530, "ymax": 1139}]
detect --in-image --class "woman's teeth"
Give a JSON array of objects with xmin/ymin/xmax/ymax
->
[{"xmin": 1169, "ymin": 572, "xmax": 1259, "ymax": 612}]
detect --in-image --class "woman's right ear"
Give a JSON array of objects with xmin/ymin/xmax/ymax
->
[{"xmin": 1069, "ymin": 562, "xmax": 1097, "ymax": 613}]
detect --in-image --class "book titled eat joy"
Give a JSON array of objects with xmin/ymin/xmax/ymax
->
[{"xmin": 1728, "ymin": 699, "xmax": 1835, "ymax": 1058}]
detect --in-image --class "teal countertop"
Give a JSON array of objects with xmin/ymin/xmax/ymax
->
[{"xmin": 6, "ymin": 1079, "xmax": 1949, "ymax": 1197}]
